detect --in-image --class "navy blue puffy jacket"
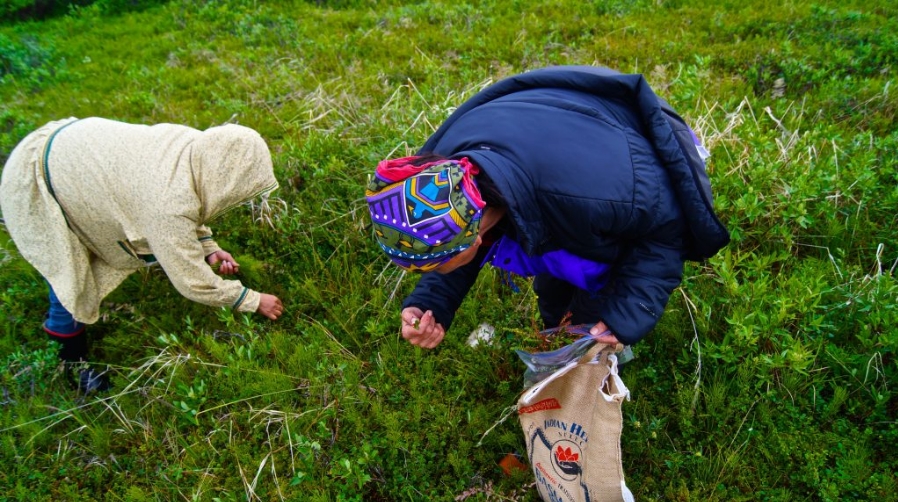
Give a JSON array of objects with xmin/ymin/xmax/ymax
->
[{"xmin": 402, "ymin": 66, "xmax": 729, "ymax": 344}]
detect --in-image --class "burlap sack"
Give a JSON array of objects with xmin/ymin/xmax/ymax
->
[{"xmin": 517, "ymin": 343, "xmax": 634, "ymax": 502}]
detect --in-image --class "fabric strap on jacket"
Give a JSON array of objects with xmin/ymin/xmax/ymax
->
[{"xmin": 39, "ymin": 118, "xmax": 81, "ymax": 229}]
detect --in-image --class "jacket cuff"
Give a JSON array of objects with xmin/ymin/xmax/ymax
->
[
  {"xmin": 402, "ymin": 300, "xmax": 455, "ymax": 332},
  {"xmin": 200, "ymin": 237, "xmax": 222, "ymax": 257},
  {"xmin": 598, "ymin": 312, "xmax": 645, "ymax": 346},
  {"xmin": 233, "ymin": 288, "xmax": 261, "ymax": 314}
]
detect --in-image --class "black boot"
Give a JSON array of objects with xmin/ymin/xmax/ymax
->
[
  {"xmin": 45, "ymin": 328, "xmax": 111, "ymax": 394},
  {"xmin": 78, "ymin": 367, "xmax": 111, "ymax": 393},
  {"xmin": 46, "ymin": 329, "xmax": 88, "ymax": 363}
]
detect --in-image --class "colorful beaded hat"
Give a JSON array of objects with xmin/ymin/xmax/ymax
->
[{"xmin": 366, "ymin": 156, "xmax": 486, "ymax": 272}]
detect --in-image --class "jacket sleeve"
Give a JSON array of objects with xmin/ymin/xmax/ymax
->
[
  {"xmin": 401, "ymin": 254, "xmax": 484, "ymax": 332},
  {"xmin": 147, "ymin": 216, "xmax": 261, "ymax": 314},
  {"xmin": 598, "ymin": 232, "xmax": 686, "ymax": 345}
]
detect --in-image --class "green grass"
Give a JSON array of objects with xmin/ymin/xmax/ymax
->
[{"xmin": 1, "ymin": 0, "xmax": 897, "ymax": 500}]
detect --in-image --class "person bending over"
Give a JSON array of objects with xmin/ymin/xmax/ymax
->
[
  {"xmin": 1, "ymin": 117, "xmax": 285, "ymax": 392},
  {"xmin": 365, "ymin": 66, "xmax": 729, "ymax": 349}
]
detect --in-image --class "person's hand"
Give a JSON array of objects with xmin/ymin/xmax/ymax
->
[
  {"xmin": 206, "ymin": 250, "xmax": 240, "ymax": 275},
  {"xmin": 257, "ymin": 293, "xmax": 284, "ymax": 320},
  {"xmin": 589, "ymin": 321, "xmax": 621, "ymax": 345},
  {"xmin": 401, "ymin": 307, "xmax": 446, "ymax": 349}
]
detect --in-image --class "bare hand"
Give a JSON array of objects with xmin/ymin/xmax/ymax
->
[
  {"xmin": 257, "ymin": 293, "xmax": 284, "ymax": 320},
  {"xmin": 206, "ymin": 250, "xmax": 240, "ymax": 275},
  {"xmin": 589, "ymin": 321, "xmax": 621, "ymax": 345},
  {"xmin": 401, "ymin": 307, "xmax": 446, "ymax": 349}
]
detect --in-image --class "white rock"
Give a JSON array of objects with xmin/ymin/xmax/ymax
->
[{"xmin": 467, "ymin": 323, "xmax": 495, "ymax": 347}]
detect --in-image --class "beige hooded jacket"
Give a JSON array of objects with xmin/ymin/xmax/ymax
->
[{"xmin": 0, "ymin": 117, "xmax": 279, "ymax": 324}]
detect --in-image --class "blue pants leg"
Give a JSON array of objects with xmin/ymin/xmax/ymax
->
[
  {"xmin": 44, "ymin": 284, "xmax": 84, "ymax": 336},
  {"xmin": 44, "ymin": 283, "xmax": 87, "ymax": 363}
]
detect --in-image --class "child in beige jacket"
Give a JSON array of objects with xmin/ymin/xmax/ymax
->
[{"xmin": 0, "ymin": 117, "xmax": 284, "ymax": 392}]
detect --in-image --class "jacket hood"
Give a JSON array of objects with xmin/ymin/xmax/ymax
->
[{"xmin": 190, "ymin": 124, "xmax": 279, "ymax": 223}]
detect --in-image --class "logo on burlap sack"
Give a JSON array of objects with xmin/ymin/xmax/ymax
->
[
  {"xmin": 527, "ymin": 420, "xmax": 591, "ymax": 501},
  {"xmin": 553, "ymin": 441, "xmax": 582, "ymax": 481}
]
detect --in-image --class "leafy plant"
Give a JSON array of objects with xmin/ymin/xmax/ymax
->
[{"xmin": 0, "ymin": 345, "xmax": 60, "ymax": 398}]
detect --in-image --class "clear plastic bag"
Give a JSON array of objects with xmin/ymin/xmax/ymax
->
[
  {"xmin": 515, "ymin": 324, "xmax": 634, "ymax": 389},
  {"xmin": 516, "ymin": 336, "xmax": 595, "ymax": 389}
]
